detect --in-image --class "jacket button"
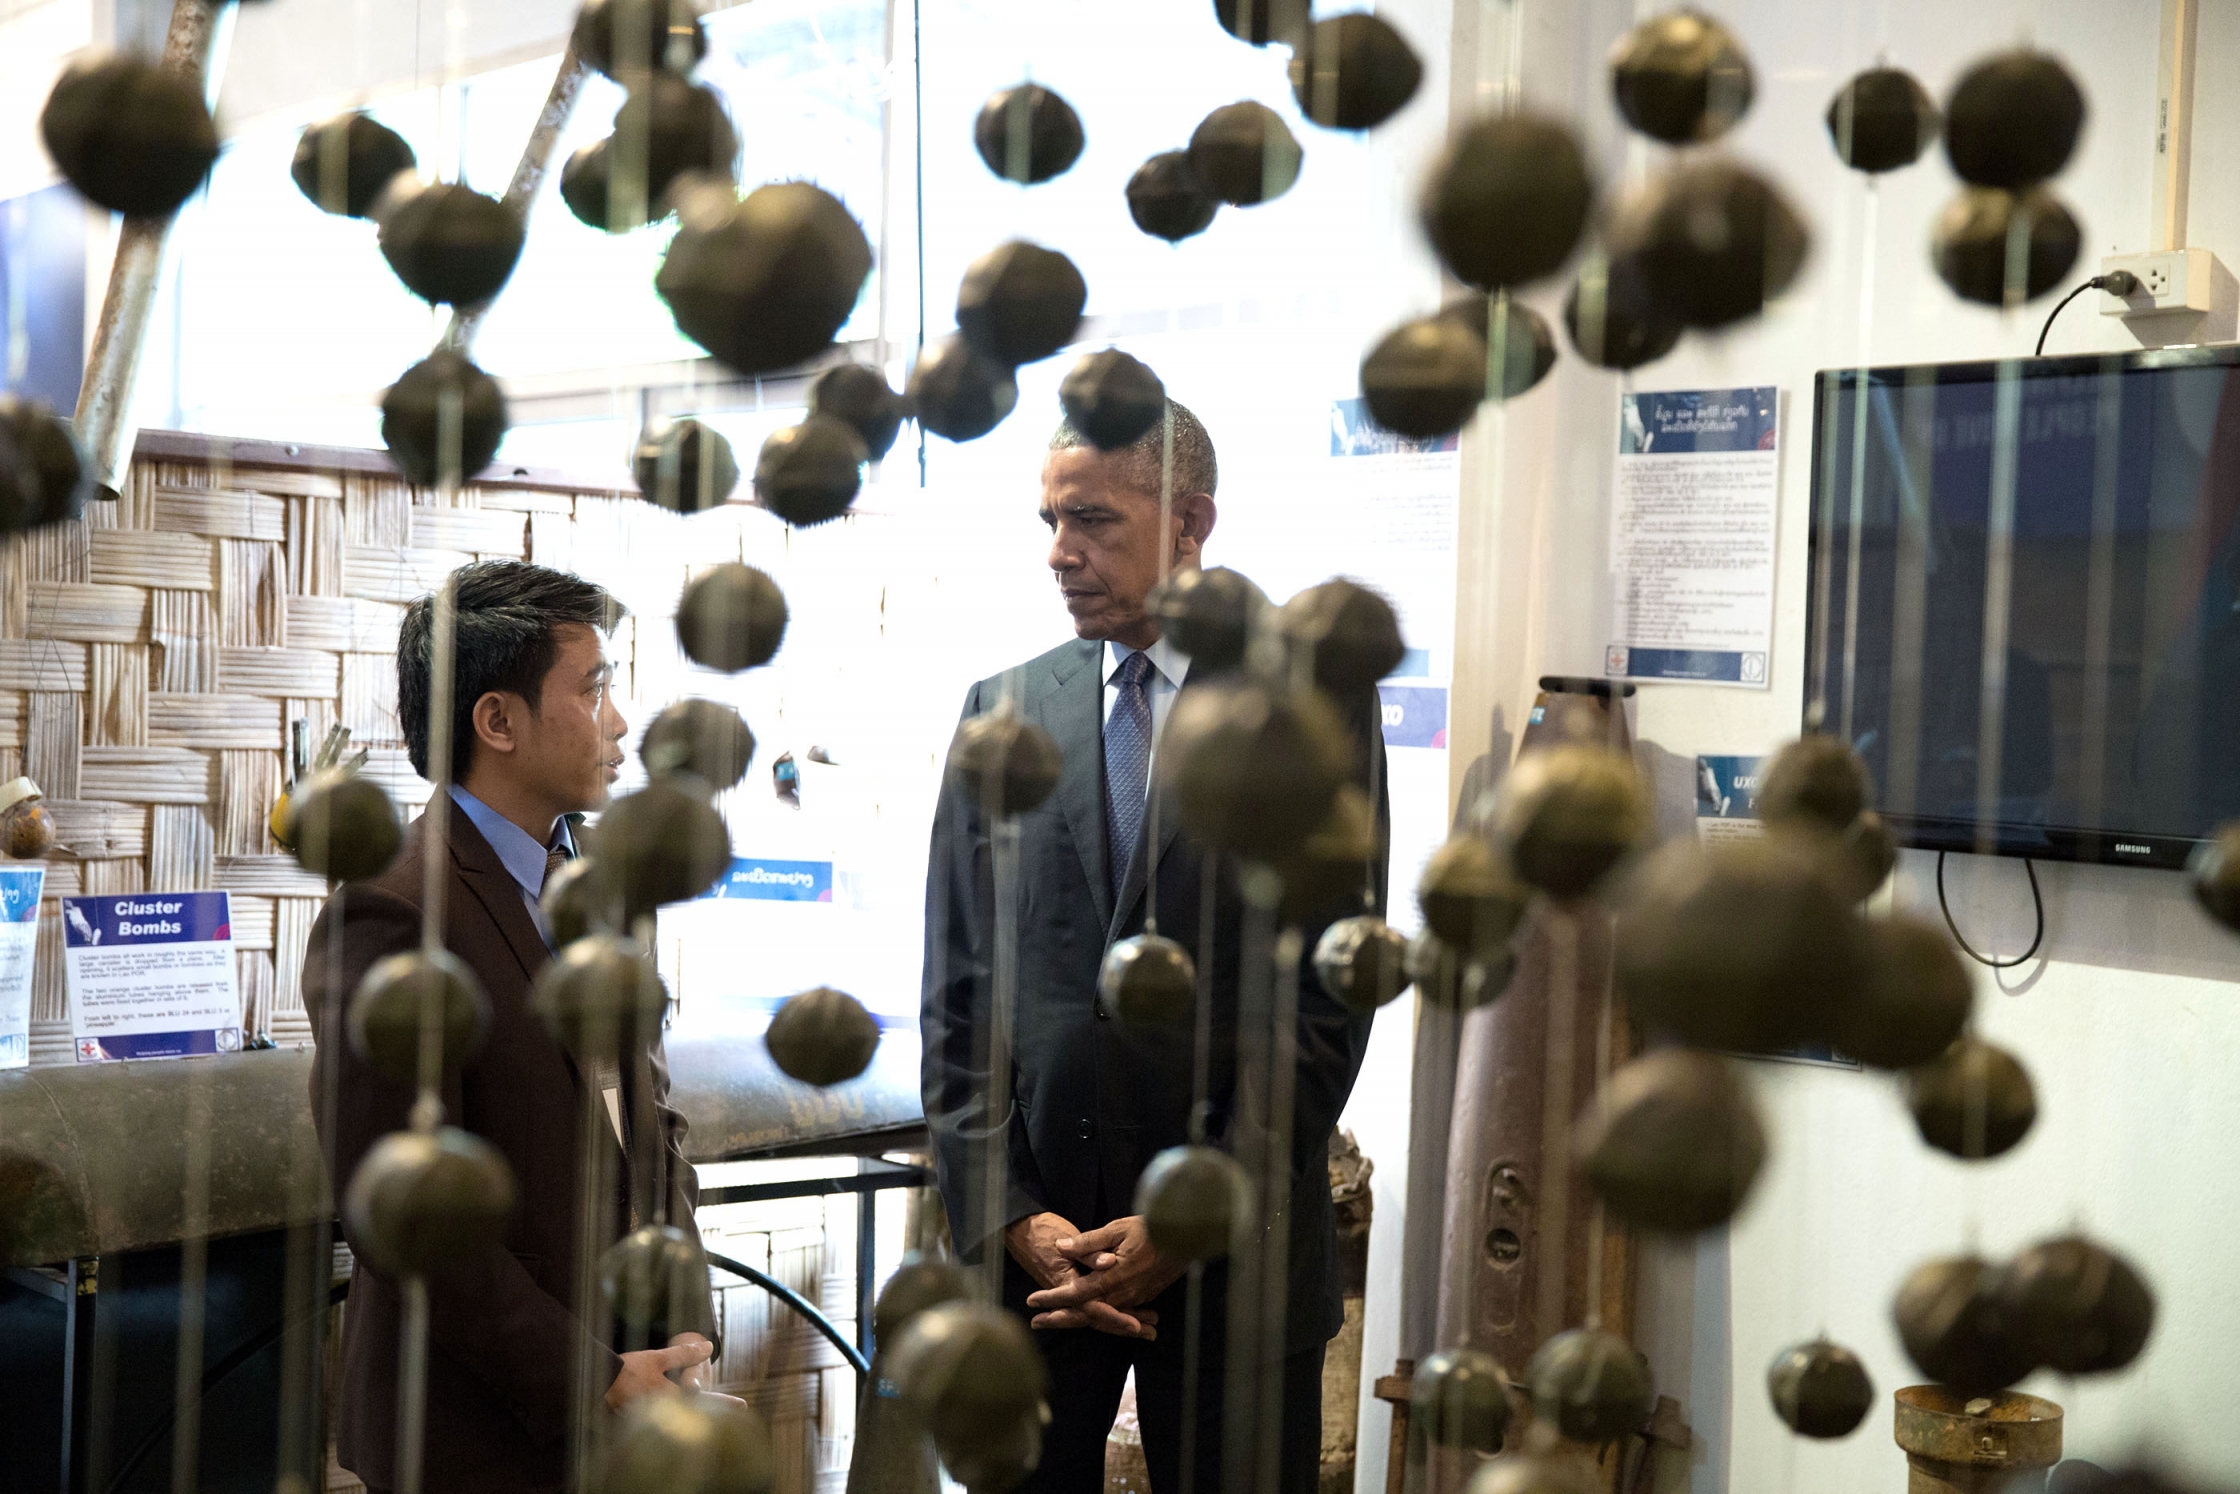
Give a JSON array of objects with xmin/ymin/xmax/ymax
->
[
  {"xmin": 1093, "ymin": 997, "xmax": 1110, "ymax": 1020},
  {"xmin": 1077, "ymin": 1118, "xmax": 1094, "ymax": 1140}
]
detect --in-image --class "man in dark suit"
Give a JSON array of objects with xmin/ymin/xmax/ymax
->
[
  {"xmin": 305, "ymin": 560, "xmax": 716, "ymax": 1494},
  {"xmin": 922, "ymin": 405, "xmax": 1386, "ymax": 1494}
]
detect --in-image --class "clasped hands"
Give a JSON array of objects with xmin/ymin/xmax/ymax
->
[
  {"xmin": 606, "ymin": 1331, "xmax": 749, "ymax": 1413},
  {"xmin": 1006, "ymin": 1211, "xmax": 1187, "ymax": 1340}
]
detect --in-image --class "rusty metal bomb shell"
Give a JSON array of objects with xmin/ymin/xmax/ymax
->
[
  {"xmin": 753, "ymin": 415, "xmax": 866, "ymax": 527},
  {"xmin": 1163, "ymin": 681, "xmax": 1352, "ymax": 861},
  {"xmin": 348, "ymin": 949, "xmax": 491, "ymax": 1083},
  {"xmin": 973, "ymin": 84, "xmax": 1084, "ymax": 185},
  {"xmin": 1577, "ymin": 1048, "xmax": 1764, "ymax": 1233},
  {"xmin": 542, "ymin": 854, "xmax": 623, "ymax": 948},
  {"xmin": 1615, "ymin": 836, "xmax": 1866, "ymax": 1054},
  {"xmin": 1289, "ymin": 13, "xmax": 1422, "ymax": 132},
  {"xmin": 1933, "ymin": 187, "xmax": 2080, "ymax": 306},
  {"xmin": 808, "ymin": 364, "xmax": 907, "ymax": 463},
  {"xmin": 601, "ymin": 1223, "xmax": 707, "ymax": 1332},
  {"xmin": 1465, "ymin": 1456, "xmax": 1594, "ymax": 1494},
  {"xmin": 1421, "ymin": 113, "xmax": 1592, "ymax": 292},
  {"xmin": 1609, "ymin": 9, "xmax": 1754, "ymax": 144},
  {"xmin": 956, "ymin": 241, "xmax": 1087, "ymax": 367},
  {"xmin": 1411, "ymin": 1348, "xmax": 1511, "ymax": 1452},
  {"xmin": 632, "ymin": 415, "xmax": 739, "ymax": 513},
  {"xmin": 2191, "ymin": 820, "xmax": 2240, "ymax": 930},
  {"xmin": 908, "ymin": 336, "xmax": 1019, "ymax": 443},
  {"xmin": 1313, "ymin": 915, "xmax": 1411, "ymax": 1014},
  {"xmin": 1279, "ymin": 579, "xmax": 1405, "ymax": 691},
  {"xmin": 1361, "ymin": 317, "xmax": 1486, "ymax": 441},
  {"xmin": 1995, "ymin": 1235, "xmax": 2155, "ymax": 1375},
  {"xmin": 597, "ymin": 1391, "xmax": 776, "ymax": 1494},
  {"xmin": 282, "ymin": 768, "xmax": 402, "ymax": 882},
  {"xmin": 1893, "ymin": 1254, "xmax": 2038, "ymax": 1396},
  {"xmin": 1187, "ymin": 102, "xmax": 1302, "ymax": 207},
  {"xmin": 1767, "ymin": 1339, "xmax": 1873, "ymax": 1438},
  {"xmin": 1099, "ymin": 934, "xmax": 1198, "ymax": 1027},
  {"xmin": 0, "ymin": 396, "xmax": 91, "ymax": 534},
  {"xmin": 530, "ymin": 932, "xmax": 668, "ymax": 1060},
  {"xmin": 1606, "ymin": 160, "xmax": 1808, "ymax": 330},
  {"xmin": 1564, "ymin": 254, "xmax": 1681, "ymax": 372},
  {"xmin": 41, "ymin": 54, "xmax": 219, "ymax": 218},
  {"xmin": 1836, "ymin": 913, "xmax": 1973, "ymax": 1070},
  {"xmin": 658, "ymin": 179, "xmax": 872, "ymax": 376},
  {"xmin": 1905, "ymin": 1035, "xmax": 2036, "ymax": 1160},
  {"xmin": 381, "ymin": 351, "xmax": 508, "ymax": 487},
  {"xmin": 676, "ymin": 562, "xmax": 787, "ymax": 672},
  {"xmin": 1828, "ymin": 67, "xmax": 1939, "ymax": 174},
  {"xmin": 1060, "ymin": 351, "xmax": 1166, "ymax": 451},
  {"xmin": 1135, "ymin": 1144, "xmax": 1251, "ymax": 1262},
  {"xmin": 1944, "ymin": 51, "xmax": 2085, "ymax": 189},
  {"xmin": 1525, "ymin": 1329, "xmax": 1655, "ymax": 1444},
  {"xmin": 1406, "ymin": 927, "xmax": 1514, "ymax": 1013},
  {"xmin": 0, "ymin": 798, "xmax": 55, "ymax": 860},
  {"xmin": 292, "ymin": 111, "xmax": 416, "ymax": 217},
  {"xmin": 874, "ymin": 1252, "xmax": 978, "ymax": 1342},
  {"xmin": 591, "ymin": 779, "xmax": 733, "ymax": 922},
  {"xmin": 1212, "ymin": 0, "xmax": 1309, "ymax": 46},
  {"xmin": 885, "ymin": 1301, "xmax": 1048, "ymax": 1455},
  {"xmin": 1756, "ymin": 735, "xmax": 1872, "ymax": 831},
  {"xmin": 945, "ymin": 704, "xmax": 1063, "ymax": 819},
  {"xmin": 343, "ymin": 1126, "xmax": 516, "ymax": 1279},
  {"xmin": 641, "ymin": 698, "xmax": 754, "ymax": 790},
  {"xmin": 1149, "ymin": 566, "xmax": 1265, "ymax": 672},
  {"xmin": 1438, "ymin": 295, "xmax": 1557, "ymax": 403},
  {"xmin": 765, "ymin": 986, "xmax": 880, "ymax": 1087},
  {"xmin": 572, "ymin": 0, "xmax": 710, "ymax": 81},
  {"xmin": 1126, "ymin": 151, "xmax": 1219, "ymax": 243},
  {"xmin": 377, "ymin": 182, "xmax": 524, "ymax": 306},
  {"xmin": 1492, "ymin": 745, "xmax": 1650, "ymax": 899},
  {"xmin": 1417, "ymin": 835, "xmax": 1530, "ymax": 960}
]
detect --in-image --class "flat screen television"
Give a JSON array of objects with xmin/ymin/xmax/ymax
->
[{"xmin": 1807, "ymin": 344, "xmax": 2240, "ymax": 869}]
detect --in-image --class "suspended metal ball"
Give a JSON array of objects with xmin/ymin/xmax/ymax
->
[
  {"xmin": 1904, "ymin": 1036, "xmax": 2037, "ymax": 1160},
  {"xmin": 1577, "ymin": 1048, "xmax": 1764, "ymax": 1233},
  {"xmin": 1126, "ymin": 151, "xmax": 1220, "ymax": 243},
  {"xmin": 944, "ymin": 703, "xmax": 1063, "ymax": 819},
  {"xmin": 564, "ymin": 81, "xmax": 736, "ymax": 233},
  {"xmin": 1278, "ymin": 579, "xmax": 1405, "ymax": 692},
  {"xmin": 602, "ymin": 1223, "xmax": 708, "ymax": 1335},
  {"xmin": 936, "ymin": 1409, "xmax": 1044, "ymax": 1494},
  {"xmin": 283, "ymin": 768, "xmax": 402, "ymax": 881},
  {"xmin": 1275, "ymin": 782, "xmax": 1377, "ymax": 920},
  {"xmin": 380, "ymin": 351, "xmax": 509, "ymax": 487},
  {"xmin": 1417, "ymin": 835, "xmax": 1529, "ymax": 961},
  {"xmin": 1313, "ymin": 915, "xmax": 1411, "ymax": 1014},
  {"xmin": 676, "ymin": 562, "xmax": 788, "ymax": 672},
  {"xmin": 592, "ymin": 778, "xmax": 733, "ymax": 923},
  {"xmin": 558, "ymin": 139, "xmax": 621, "ymax": 230},
  {"xmin": 641, "ymin": 698, "xmax": 754, "ymax": 791},
  {"xmin": 1933, "ymin": 186, "xmax": 2081, "ymax": 306},
  {"xmin": 343, "ymin": 1126, "xmax": 516, "ymax": 1279},
  {"xmin": 1438, "ymin": 295, "xmax": 1557, "ymax": 403},
  {"xmin": 1289, "ymin": 14, "xmax": 1423, "ymax": 132},
  {"xmin": 972, "ymin": 84, "xmax": 1084, "ymax": 185},
  {"xmin": 346, "ymin": 950, "xmax": 490, "ymax": 1084},
  {"xmin": 1187, "ymin": 102, "xmax": 1302, "ymax": 207},
  {"xmin": 1606, "ymin": 161, "xmax": 1809, "ymax": 330},
  {"xmin": 376, "ymin": 182, "xmax": 524, "ymax": 307},
  {"xmin": 1163, "ymin": 681, "xmax": 1352, "ymax": 862},
  {"xmin": 1893, "ymin": 1254, "xmax": 2037, "ymax": 1397},
  {"xmin": 1836, "ymin": 914, "xmax": 1973, "ymax": 1070},
  {"xmin": 572, "ymin": 0, "xmax": 710, "ymax": 82},
  {"xmin": 1406, "ymin": 927, "xmax": 1514, "ymax": 1013},
  {"xmin": 1212, "ymin": 0, "xmax": 1308, "ymax": 46},
  {"xmin": 1409, "ymin": 1347, "xmax": 1510, "ymax": 1452},
  {"xmin": 0, "ymin": 790, "xmax": 55, "ymax": 860},
  {"xmin": 0, "ymin": 396, "xmax": 91, "ymax": 534},
  {"xmin": 765, "ymin": 986, "xmax": 879, "ymax": 1087},
  {"xmin": 1828, "ymin": 810, "xmax": 1899, "ymax": 904},
  {"xmin": 530, "ymin": 931, "xmax": 669, "ymax": 1059},
  {"xmin": 542, "ymin": 853, "xmax": 623, "ymax": 948},
  {"xmin": 908, "ymin": 336, "xmax": 1019, "ymax": 443},
  {"xmin": 753, "ymin": 415, "xmax": 867, "ymax": 527},
  {"xmin": 1944, "ymin": 51, "xmax": 2085, "ymax": 189},
  {"xmin": 809, "ymin": 364, "xmax": 908, "ymax": 463},
  {"xmin": 1996, "ymin": 1235, "xmax": 2155, "ymax": 1376},
  {"xmin": 1099, "ymin": 934, "xmax": 1197, "ymax": 1027},
  {"xmin": 1827, "ymin": 68, "xmax": 1939, "ymax": 174},
  {"xmin": 1149, "ymin": 566, "xmax": 1265, "ymax": 673},
  {"xmin": 291, "ymin": 111, "xmax": 416, "ymax": 218},
  {"xmin": 1609, "ymin": 9, "xmax": 1755, "ymax": 145},
  {"xmin": 1135, "ymin": 1144, "xmax": 1250, "ymax": 1262},
  {"xmin": 1525, "ymin": 1329, "xmax": 1655, "ymax": 1444},
  {"xmin": 1766, "ymin": 1340, "xmax": 1873, "ymax": 1439},
  {"xmin": 956, "ymin": 241, "xmax": 1087, "ymax": 367},
  {"xmin": 1564, "ymin": 254, "xmax": 1681, "ymax": 372},
  {"xmin": 1465, "ymin": 1455, "xmax": 1594, "ymax": 1494},
  {"xmin": 1615, "ymin": 837, "xmax": 1867, "ymax": 1054},
  {"xmin": 40, "ymin": 54, "xmax": 219, "ymax": 218},
  {"xmin": 2189, "ymin": 821, "xmax": 2240, "ymax": 931},
  {"xmin": 633, "ymin": 415, "xmax": 739, "ymax": 514},
  {"xmin": 1060, "ymin": 351, "xmax": 1166, "ymax": 451},
  {"xmin": 1491, "ymin": 745, "xmax": 1650, "ymax": 899},
  {"xmin": 1756, "ymin": 735, "xmax": 1870, "ymax": 831},
  {"xmin": 1361, "ymin": 317, "xmax": 1485, "ymax": 441},
  {"xmin": 874, "ymin": 1252, "xmax": 977, "ymax": 1343},
  {"xmin": 1420, "ymin": 113, "xmax": 1592, "ymax": 292},
  {"xmin": 884, "ymin": 1301, "xmax": 1048, "ymax": 1466},
  {"xmin": 597, "ymin": 1391, "xmax": 777, "ymax": 1494},
  {"xmin": 658, "ymin": 179, "xmax": 873, "ymax": 376}
]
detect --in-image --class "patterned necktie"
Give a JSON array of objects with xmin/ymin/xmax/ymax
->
[{"xmin": 1104, "ymin": 650, "xmax": 1155, "ymax": 900}]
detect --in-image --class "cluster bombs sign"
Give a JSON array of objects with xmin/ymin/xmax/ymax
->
[{"xmin": 64, "ymin": 891, "xmax": 240, "ymax": 1062}]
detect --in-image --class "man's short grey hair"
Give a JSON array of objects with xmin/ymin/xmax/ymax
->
[{"xmin": 1050, "ymin": 399, "xmax": 1218, "ymax": 503}]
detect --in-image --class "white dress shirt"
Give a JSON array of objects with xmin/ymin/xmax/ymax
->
[{"xmin": 1104, "ymin": 637, "xmax": 1189, "ymax": 760}]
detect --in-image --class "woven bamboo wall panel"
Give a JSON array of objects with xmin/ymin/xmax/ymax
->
[
  {"xmin": 153, "ymin": 487, "xmax": 288, "ymax": 542},
  {"xmin": 150, "ymin": 692, "xmax": 285, "ymax": 749},
  {"xmin": 217, "ymin": 749, "xmax": 280, "ymax": 856},
  {"xmin": 215, "ymin": 855, "xmax": 331, "ymax": 898},
  {"xmin": 360, "ymin": 748, "xmax": 433, "ymax": 810},
  {"xmin": 0, "ymin": 693, "xmax": 20, "ymax": 750},
  {"xmin": 90, "ymin": 528, "xmax": 216, "ymax": 590},
  {"xmin": 228, "ymin": 467, "xmax": 344, "ymax": 501},
  {"xmin": 46, "ymin": 800, "xmax": 148, "ymax": 859},
  {"xmin": 220, "ymin": 648, "xmax": 341, "ymax": 699},
  {"xmin": 288, "ymin": 496, "xmax": 346, "ymax": 596},
  {"xmin": 479, "ymin": 488, "xmax": 576, "ymax": 514},
  {"xmin": 340, "ymin": 653, "xmax": 402, "ymax": 746},
  {"xmin": 25, "ymin": 583, "xmax": 150, "ymax": 644},
  {"xmin": 27, "ymin": 692, "xmax": 82, "ymax": 797},
  {"xmin": 220, "ymin": 540, "xmax": 286, "ymax": 647},
  {"xmin": 344, "ymin": 546, "xmax": 477, "ymax": 605},
  {"xmin": 0, "ymin": 640, "xmax": 87, "ymax": 692},
  {"xmin": 342, "ymin": 475, "xmax": 409, "ymax": 547},
  {"xmin": 151, "ymin": 591, "xmax": 217, "ymax": 690},
  {"xmin": 411, "ymin": 505, "xmax": 530, "ymax": 556},
  {"xmin": 80, "ymin": 858, "xmax": 145, "ymax": 895},
  {"xmin": 149, "ymin": 804, "xmax": 216, "ymax": 891},
  {"xmin": 85, "ymin": 644, "xmax": 148, "ymax": 746},
  {"xmin": 230, "ymin": 894, "xmax": 275, "ymax": 951},
  {"xmin": 286, "ymin": 596, "xmax": 402, "ymax": 655},
  {"xmin": 80, "ymin": 747, "xmax": 212, "ymax": 804}
]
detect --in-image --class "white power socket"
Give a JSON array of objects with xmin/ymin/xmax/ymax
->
[{"xmin": 2101, "ymin": 248, "xmax": 2222, "ymax": 316}]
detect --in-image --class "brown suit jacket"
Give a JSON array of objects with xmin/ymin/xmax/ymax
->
[{"xmin": 305, "ymin": 805, "xmax": 714, "ymax": 1494}]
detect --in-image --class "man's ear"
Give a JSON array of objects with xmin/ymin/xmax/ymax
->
[
  {"xmin": 471, "ymin": 691, "xmax": 521, "ymax": 758},
  {"xmin": 1174, "ymin": 492, "xmax": 1217, "ymax": 564}
]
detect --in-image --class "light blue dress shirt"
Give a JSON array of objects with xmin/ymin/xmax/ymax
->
[
  {"xmin": 1104, "ymin": 636, "xmax": 1188, "ymax": 753},
  {"xmin": 447, "ymin": 785, "xmax": 573, "ymax": 948}
]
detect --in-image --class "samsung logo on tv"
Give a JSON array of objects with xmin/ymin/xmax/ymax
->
[{"xmin": 2114, "ymin": 843, "xmax": 2152, "ymax": 855}]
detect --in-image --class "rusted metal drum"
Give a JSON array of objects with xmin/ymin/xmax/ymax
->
[{"xmin": 1893, "ymin": 1386, "xmax": 2062, "ymax": 1494}]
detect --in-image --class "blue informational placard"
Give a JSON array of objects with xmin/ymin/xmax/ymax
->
[
  {"xmin": 1378, "ymin": 684, "xmax": 1449, "ymax": 749},
  {"xmin": 1695, "ymin": 755, "xmax": 1764, "ymax": 822},
  {"xmin": 1619, "ymin": 387, "xmax": 1779, "ymax": 454},
  {"xmin": 0, "ymin": 864, "xmax": 45, "ymax": 1070},
  {"xmin": 1329, "ymin": 397, "xmax": 1461, "ymax": 456},
  {"xmin": 64, "ymin": 891, "xmax": 240, "ymax": 1062},
  {"xmin": 700, "ymin": 858, "xmax": 835, "ymax": 903}
]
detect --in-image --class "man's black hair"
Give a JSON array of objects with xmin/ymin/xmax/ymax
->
[{"xmin": 397, "ymin": 559, "xmax": 624, "ymax": 779}]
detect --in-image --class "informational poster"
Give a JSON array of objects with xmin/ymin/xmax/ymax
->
[
  {"xmin": 1695, "ymin": 755, "xmax": 1764, "ymax": 844},
  {"xmin": 699, "ymin": 857, "xmax": 835, "ymax": 903},
  {"xmin": 1607, "ymin": 387, "xmax": 1780, "ymax": 688},
  {"xmin": 0, "ymin": 864, "xmax": 44, "ymax": 1069},
  {"xmin": 64, "ymin": 891, "xmax": 241, "ymax": 1062}
]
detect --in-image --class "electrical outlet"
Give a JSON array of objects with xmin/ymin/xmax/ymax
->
[{"xmin": 2101, "ymin": 248, "xmax": 2221, "ymax": 316}]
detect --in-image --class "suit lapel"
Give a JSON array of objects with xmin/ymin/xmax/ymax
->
[
  {"xmin": 1107, "ymin": 660, "xmax": 1195, "ymax": 941},
  {"xmin": 1043, "ymin": 639, "xmax": 1112, "ymax": 935},
  {"xmin": 438, "ymin": 802, "xmax": 552, "ymax": 988}
]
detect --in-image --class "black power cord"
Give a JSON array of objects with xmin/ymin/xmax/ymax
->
[
  {"xmin": 2037, "ymin": 270, "xmax": 2143, "ymax": 356},
  {"xmin": 1936, "ymin": 850, "xmax": 2046, "ymax": 968}
]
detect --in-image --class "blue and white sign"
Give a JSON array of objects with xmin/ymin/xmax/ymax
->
[
  {"xmin": 0, "ymin": 864, "xmax": 44, "ymax": 1069},
  {"xmin": 1695, "ymin": 755, "xmax": 1765, "ymax": 844},
  {"xmin": 700, "ymin": 858, "xmax": 834, "ymax": 903},
  {"xmin": 1608, "ymin": 387, "xmax": 1779, "ymax": 690},
  {"xmin": 64, "ymin": 891, "xmax": 240, "ymax": 1062},
  {"xmin": 1378, "ymin": 684, "xmax": 1449, "ymax": 749}
]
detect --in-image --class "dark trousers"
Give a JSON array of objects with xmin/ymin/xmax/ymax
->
[{"xmin": 1005, "ymin": 1257, "xmax": 1326, "ymax": 1494}]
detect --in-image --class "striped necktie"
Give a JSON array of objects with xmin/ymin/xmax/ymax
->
[{"xmin": 1105, "ymin": 650, "xmax": 1155, "ymax": 899}]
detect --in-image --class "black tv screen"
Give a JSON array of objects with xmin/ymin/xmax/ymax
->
[{"xmin": 1807, "ymin": 345, "xmax": 2240, "ymax": 869}]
